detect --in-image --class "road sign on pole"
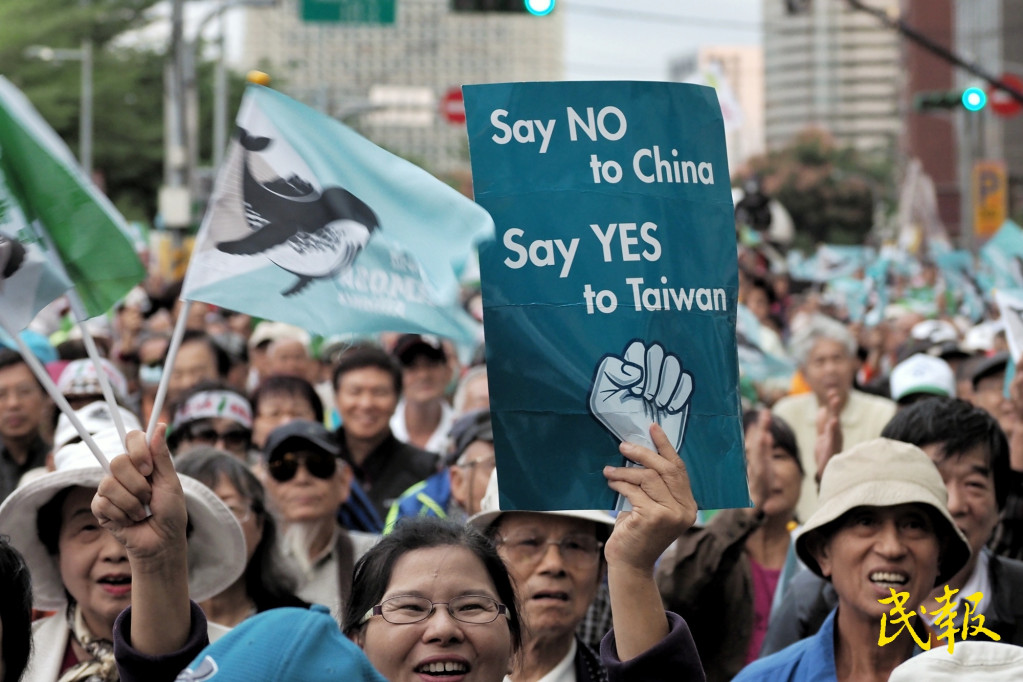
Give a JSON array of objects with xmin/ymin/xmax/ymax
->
[
  {"xmin": 989, "ymin": 73, "xmax": 1023, "ymax": 118},
  {"xmin": 440, "ymin": 87, "xmax": 466, "ymax": 125},
  {"xmin": 973, "ymin": 160, "xmax": 1007, "ymax": 240},
  {"xmin": 301, "ymin": 0, "xmax": 395, "ymax": 23}
]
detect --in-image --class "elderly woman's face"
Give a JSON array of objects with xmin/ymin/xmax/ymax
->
[
  {"xmin": 803, "ymin": 338, "xmax": 857, "ymax": 403},
  {"xmin": 813, "ymin": 504, "xmax": 941, "ymax": 625},
  {"xmin": 358, "ymin": 546, "xmax": 513, "ymax": 682}
]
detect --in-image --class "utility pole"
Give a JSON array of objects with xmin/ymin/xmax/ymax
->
[{"xmin": 79, "ymin": 0, "xmax": 93, "ymax": 178}]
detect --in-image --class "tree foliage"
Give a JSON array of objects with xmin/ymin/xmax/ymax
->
[
  {"xmin": 0, "ymin": 0, "xmax": 246, "ymax": 221},
  {"xmin": 735, "ymin": 128, "xmax": 895, "ymax": 248}
]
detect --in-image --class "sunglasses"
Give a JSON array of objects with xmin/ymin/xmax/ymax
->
[
  {"xmin": 184, "ymin": 425, "xmax": 251, "ymax": 452},
  {"xmin": 268, "ymin": 450, "xmax": 337, "ymax": 482}
]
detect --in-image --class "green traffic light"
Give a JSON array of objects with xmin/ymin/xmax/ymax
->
[
  {"xmin": 525, "ymin": 0, "xmax": 554, "ymax": 15},
  {"xmin": 962, "ymin": 87, "xmax": 987, "ymax": 112}
]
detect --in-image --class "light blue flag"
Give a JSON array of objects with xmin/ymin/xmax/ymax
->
[
  {"xmin": 0, "ymin": 157, "xmax": 72, "ymax": 332},
  {"xmin": 465, "ymin": 81, "xmax": 748, "ymax": 511},
  {"xmin": 981, "ymin": 220, "xmax": 1023, "ymax": 290},
  {"xmin": 181, "ymin": 85, "xmax": 487, "ymax": 343},
  {"xmin": 736, "ymin": 304, "xmax": 794, "ymax": 383},
  {"xmin": 787, "ymin": 244, "xmax": 874, "ymax": 282},
  {"xmin": 933, "ymin": 249, "xmax": 989, "ymax": 322},
  {"xmin": 862, "ymin": 257, "xmax": 890, "ymax": 326}
]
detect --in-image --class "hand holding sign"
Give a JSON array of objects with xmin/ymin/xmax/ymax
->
[{"xmin": 589, "ymin": 339, "xmax": 694, "ymax": 454}]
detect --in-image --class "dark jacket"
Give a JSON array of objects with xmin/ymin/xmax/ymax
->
[
  {"xmin": 336, "ymin": 428, "xmax": 439, "ymax": 521},
  {"xmin": 759, "ymin": 549, "xmax": 1023, "ymax": 656},
  {"xmin": 655, "ymin": 508, "xmax": 768, "ymax": 682}
]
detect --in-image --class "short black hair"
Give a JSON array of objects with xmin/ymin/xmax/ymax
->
[
  {"xmin": 0, "ymin": 348, "xmax": 33, "ymax": 377},
  {"xmin": 882, "ymin": 397, "xmax": 1011, "ymax": 510},
  {"xmin": 250, "ymin": 375, "xmax": 324, "ymax": 423},
  {"xmin": 332, "ymin": 346, "xmax": 402, "ymax": 396},
  {"xmin": 342, "ymin": 517, "xmax": 521, "ymax": 651},
  {"xmin": 181, "ymin": 330, "xmax": 232, "ymax": 379},
  {"xmin": 0, "ymin": 535, "xmax": 33, "ymax": 682}
]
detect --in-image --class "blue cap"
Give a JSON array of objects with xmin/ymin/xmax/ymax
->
[{"xmin": 178, "ymin": 605, "xmax": 387, "ymax": 681}]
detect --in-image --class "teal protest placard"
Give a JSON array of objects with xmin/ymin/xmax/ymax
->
[{"xmin": 464, "ymin": 81, "xmax": 749, "ymax": 511}]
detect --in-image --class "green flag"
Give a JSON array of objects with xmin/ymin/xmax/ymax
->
[{"xmin": 0, "ymin": 76, "xmax": 144, "ymax": 317}]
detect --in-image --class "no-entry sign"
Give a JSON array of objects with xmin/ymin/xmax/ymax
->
[{"xmin": 440, "ymin": 87, "xmax": 466, "ymax": 125}]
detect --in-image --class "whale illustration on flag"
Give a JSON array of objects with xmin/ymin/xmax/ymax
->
[{"xmin": 181, "ymin": 85, "xmax": 490, "ymax": 343}]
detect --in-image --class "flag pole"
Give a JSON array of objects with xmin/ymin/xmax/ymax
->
[
  {"xmin": 145, "ymin": 298, "xmax": 191, "ymax": 442},
  {"xmin": 0, "ymin": 323, "xmax": 111, "ymax": 472},
  {"xmin": 66, "ymin": 293, "xmax": 129, "ymax": 443},
  {"xmin": 31, "ymin": 221, "xmax": 131, "ymax": 444}
]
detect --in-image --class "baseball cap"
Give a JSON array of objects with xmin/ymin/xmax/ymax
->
[
  {"xmin": 889, "ymin": 354, "xmax": 956, "ymax": 404},
  {"xmin": 263, "ymin": 420, "xmax": 339, "ymax": 462},
  {"xmin": 177, "ymin": 605, "xmax": 387, "ymax": 681},
  {"xmin": 968, "ymin": 351, "xmax": 1009, "ymax": 390},
  {"xmin": 56, "ymin": 358, "xmax": 128, "ymax": 401},
  {"xmin": 393, "ymin": 334, "xmax": 446, "ymax": 366},
  {"xmin": 446, "ymin": 409, "xmax": 493, "ymax": 466}
]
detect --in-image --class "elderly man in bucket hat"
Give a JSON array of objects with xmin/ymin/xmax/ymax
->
[
  {"xmin": 734, "ymin": 438, "xmax": 971, "ymax": 681},
  {"xmin": 0, "ymin": 425, "xmax": 246, "ymax": 682}
]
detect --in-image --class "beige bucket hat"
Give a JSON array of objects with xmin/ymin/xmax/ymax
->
[{"xmin": 795, "ymin": 438, "xmax": 971, "ymax": 586}]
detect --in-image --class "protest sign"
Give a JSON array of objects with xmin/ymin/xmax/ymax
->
[
  {"xmin": 181, "ymin": 85, "xmax": 486, "ymax": 344},
  {"xmin": 465, "ymin": 81, "xmax": 748, "ymax": 511}
]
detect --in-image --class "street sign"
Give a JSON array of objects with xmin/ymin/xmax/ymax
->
[
  {"xmin": 989, "ymin": 73, "xmax": 1023, "ymax": 118},
  {"xmin": 301, "ymin": 0, "xmax": 395, "ymax": 23},
  {"xmin": 440, "ymin": 87, "xmax": 466, "ymax": 125},
  {"xmin": 974, "ymin": 160, "xmax": 1007, "ymax": 240}
]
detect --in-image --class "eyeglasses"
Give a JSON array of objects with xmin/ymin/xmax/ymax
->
[
  {"xmin": 267, "ymin": 450, "xmax": 337, "ymax": 482},
  {"xmin": 495, "ymin": 533, "xmax": 604, "ymax": 568},
  {"xmin": 361, "ymin": 595, "xmax": 508, "ymax": 626},
  {"xmin": 183, "ymin": 425, "xmax": 251, "ymax": 452}
]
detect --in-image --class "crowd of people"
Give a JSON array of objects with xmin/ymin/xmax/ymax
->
[{"xmin": 2, "ymin": 240, "xmax": 1023, "ymax": 682}]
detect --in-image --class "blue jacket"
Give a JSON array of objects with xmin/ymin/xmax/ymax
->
[
  {"xmin": 734, "ymin": 609, "xmax": 840, "ymax": 681},
  {"xmin": 383, "ymin": 470, "xmax": 453, "ymax": 533}
]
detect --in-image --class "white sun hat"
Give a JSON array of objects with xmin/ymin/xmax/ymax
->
[
  {"xmin": 468, "ymin": 469, "xmax": 616, "ymax": 534},
  {"xmin": 0, "ymin": 427, "xmax": 246, "ymax": 610}
]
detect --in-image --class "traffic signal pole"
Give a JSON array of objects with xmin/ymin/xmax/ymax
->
[{"xmin": 845, "ymin": 0, "xmax": 1023, "ymax": 107}]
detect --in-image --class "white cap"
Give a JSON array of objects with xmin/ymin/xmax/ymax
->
[{"xmin": 889, "ymin": 353, "xmax": 956, "ymax": 403}]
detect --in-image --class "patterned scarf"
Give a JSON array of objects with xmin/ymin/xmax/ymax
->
[{"xmin": 57, "ymin": 602, "xmax": 118, "ymax": 682}]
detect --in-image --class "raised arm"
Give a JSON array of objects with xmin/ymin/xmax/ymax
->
[
  {"xmin": 601, "ymin": 422, "xmax": 698, "ymax": 661},
  {"xmin": 92, "ymin": 425, "xmax": 191, "ymax": 655}
]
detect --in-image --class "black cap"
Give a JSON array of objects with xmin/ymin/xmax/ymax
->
[
  {"xmin": 264, "ymin": 420, "xmax": 339, "ymax": 461},
  {"xmin": 968, "ymin": 351, "xmax": 1010, "ymax": 390},
  {"xmin": 393, "ymin": 334, "xmax": 446, "ymax": 366},
  {"xmin": 446, "ymin": 409, "xmax": 493, "ymax": 466}
]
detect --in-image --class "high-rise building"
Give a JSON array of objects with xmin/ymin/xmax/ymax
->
[
  {"xmin": 669, "ymin": 45, "xmax": 765, "ymax": 172},
  {"xmin": 237, "ymin": 0, "xmax": 563, "ymax": 176},
  {"xmin": 762, "ymin": 0, "xmax": 901, "ymax": 154}
]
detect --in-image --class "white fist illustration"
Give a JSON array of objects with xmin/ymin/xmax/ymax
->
[{"xmin": 588, "ymin": 339, "xmax": 694, "ymax": 454}]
